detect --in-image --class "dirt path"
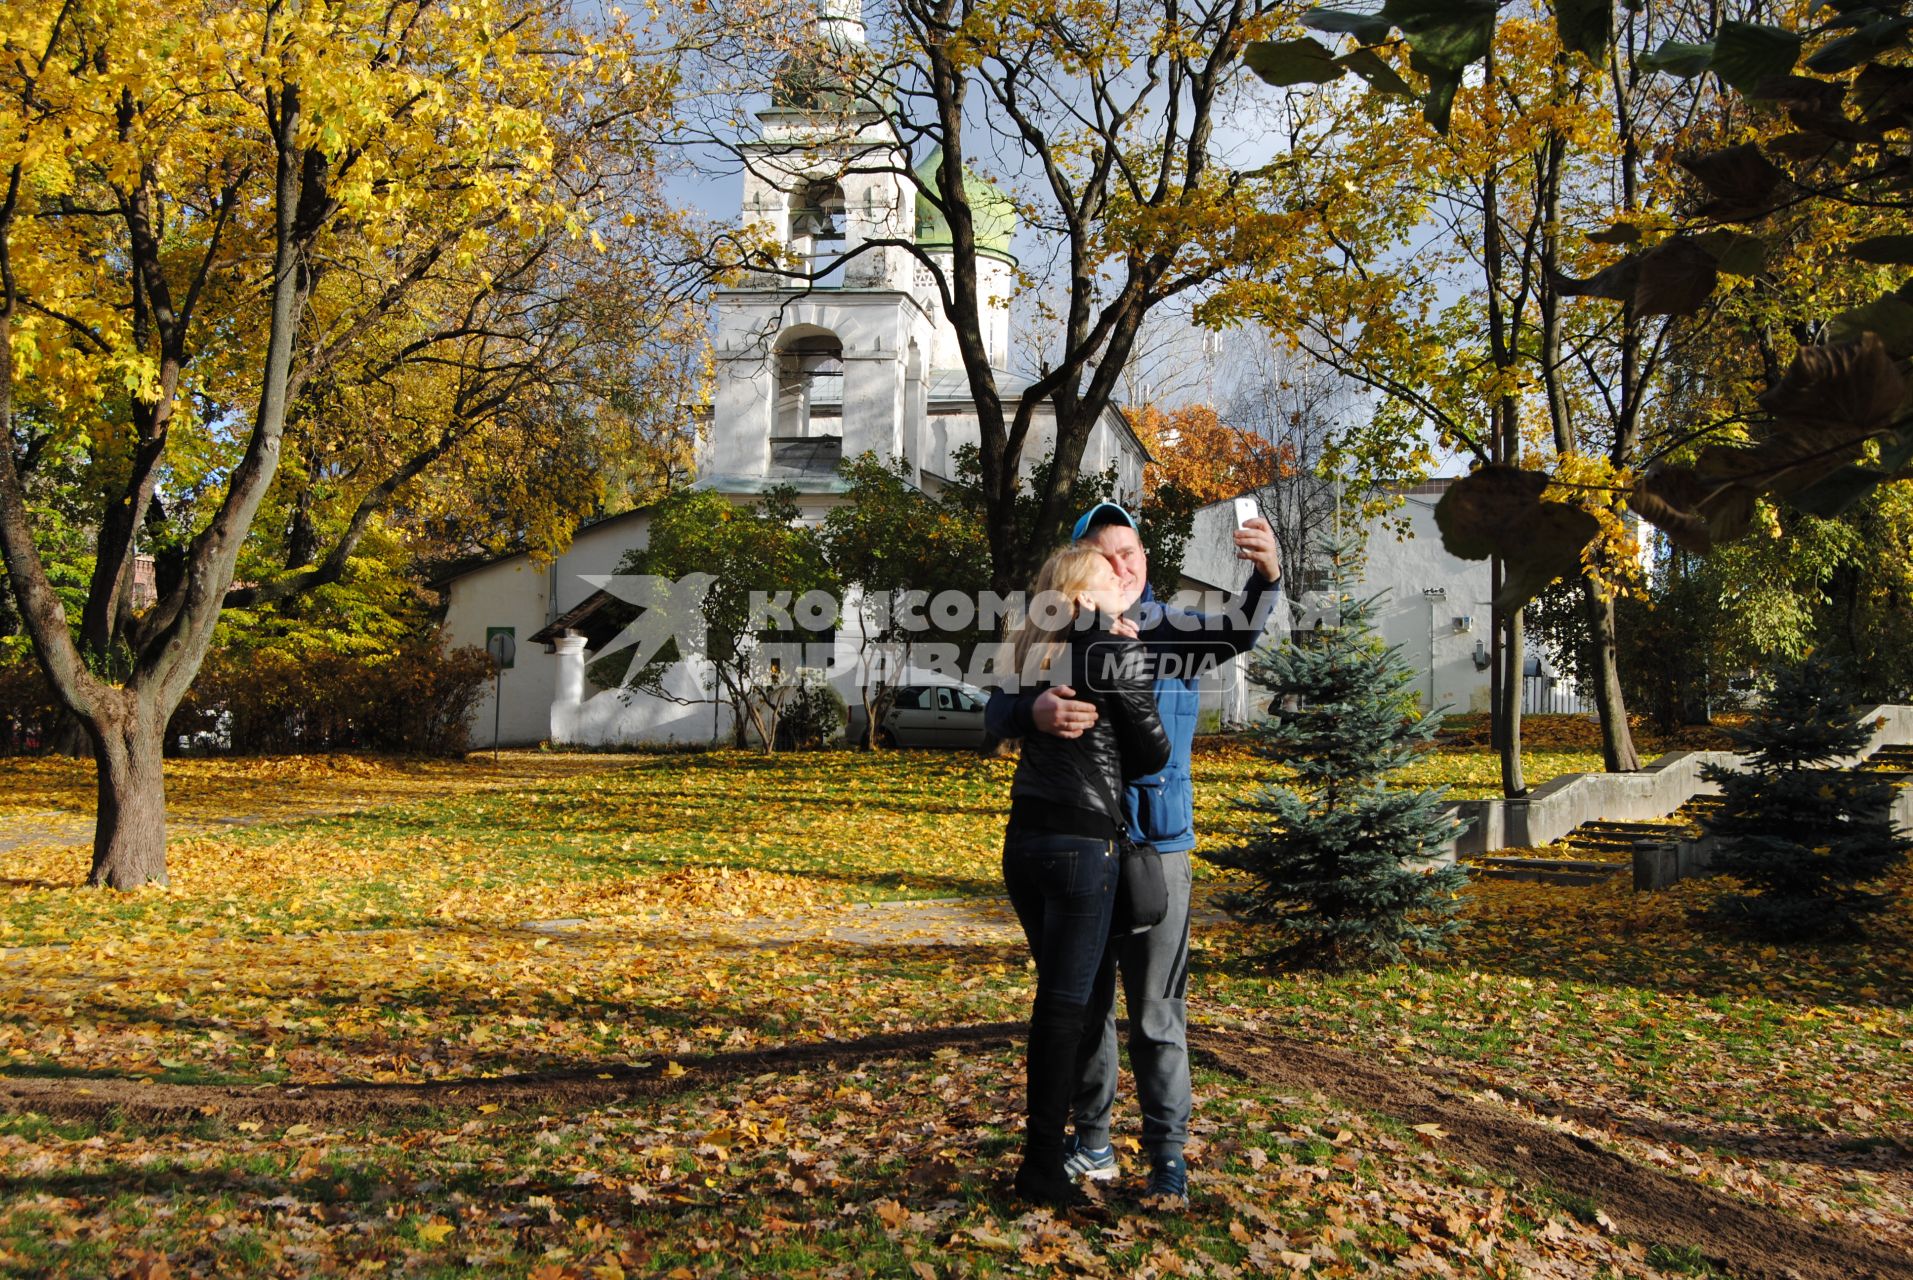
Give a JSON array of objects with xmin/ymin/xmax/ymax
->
[
  {"xmin": 1194, "ymin": 1027, "xmax": 1913, "ymax": 1280},
  {"xmin": 0, "ymin": 1022, "xmax": 1904, "ymax": 1279},
  {"xmin": 0, "ymin": 816, "xmax": 86, "ymax": 857},
  {"xmin": 0, "ymin": 1022, "xmax": 1030, "ymax": 1127}
]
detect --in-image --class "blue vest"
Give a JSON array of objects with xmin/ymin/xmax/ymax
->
[{"xmin": 1121, "ymin": 585, "xmax": 1203, "ymax": 853}]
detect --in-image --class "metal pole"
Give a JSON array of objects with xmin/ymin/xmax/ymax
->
[
  {"xmin": 1428, "ymin": 597, "xmax": 1436, "ymax": 710},
  {"xmin": 493, "ymin": 668, "xmax": 502, "ymax": 764},
  {"xmin": 1421, "ymin": 587, "xmax": 1445, "ymax": 713}
]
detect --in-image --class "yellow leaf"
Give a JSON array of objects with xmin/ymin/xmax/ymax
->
[{"xmin": 416, "ymin": 1220, "xmax": 454, "ymax": 1246}]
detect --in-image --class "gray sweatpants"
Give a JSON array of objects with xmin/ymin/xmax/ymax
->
[{"xmin": 1071, "ymin": 848, "xmax": 1192, "ymax": 1158}]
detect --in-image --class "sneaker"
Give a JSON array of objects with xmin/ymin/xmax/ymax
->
[
  {"xmin": 1062, "ymin": 1136, "xmax": 1119, "ymax": 1182},
  {"xmin": 1144, "ymin": 1153, "xmax": 1188, "ymax": 1203}
]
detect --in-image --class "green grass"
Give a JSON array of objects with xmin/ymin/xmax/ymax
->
[
  {"xmin": 0, "ymin": 742, "xmax": 1908, "ymax": 1274},
  {"xmin": 0, "ymin": 1053, "xmax": 1640, "ymax": 1280}
]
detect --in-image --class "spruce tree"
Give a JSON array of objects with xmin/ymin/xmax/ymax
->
[
  {"xmin": 1206, "ymin": 537, "xmax": 1468, "ymax": 969},
  {"xmin": 1701, "ymin": 656, "xmax": 1909, "ymax": 940}
]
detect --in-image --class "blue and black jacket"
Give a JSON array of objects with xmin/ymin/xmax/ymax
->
[{"xmin": 986, "ymin": 572, "xmax": 1281, "ymax": 853}]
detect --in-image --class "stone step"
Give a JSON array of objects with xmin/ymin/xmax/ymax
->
[
  {"xmin": 1868, "ymin": 745, "xmax": 1913, "ymax": 771},
  {"xmin": 1566, "ymin": 827, "xmax": 1687, "ymax": 844},
  {"xmin": 1575, "ymin": 822, "xmax": 1688, "ymax": 837},
  {"xmin": 1473, "ymin": 857, "xmax": 1626, "ymax": 886}
]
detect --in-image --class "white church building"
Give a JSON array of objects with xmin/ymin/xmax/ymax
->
[
  {"xmin": 439, "ymin": 5, "xmax": 1149, "ymax": 747},
  {"xmin": 440, "ymin": 1, "xmax": 1587, "ymax": 748}
]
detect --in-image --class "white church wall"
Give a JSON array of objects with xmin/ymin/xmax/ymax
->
[
  {"xmin": 740, "ymin": 112, "xmax": 916, "ymax": 293},
  {"xmin": 1180, "ymin": 490, "xmax": 1500, "ymax": 717},
  {"xmin": 707, "ymin": 290, "xmax": 938, "ymax": 480},
  {"xmin": 444, "ymin": 512, "xmax": 656, "ymax": 748},
  {"xmin": 710, "ymin": 346, "xmax": 770, "ymax": 480},
  {"xmin": 842, "ymin": 334, "xmax": 907, "ymax": 462},
  {"xmin": 445, "ymin": 558, "xmax": 560, "ymax": 749},
  {"xmin": 919, "ymin": 253, "xmax": 1015, "ymax": 370},
  {"xmin": 559, "ymin": 659, "xmax": 737, "ymax": 748},
  {"xmin": 914, "ymin": 403, "xmax": 1142, "ymax": 506}
]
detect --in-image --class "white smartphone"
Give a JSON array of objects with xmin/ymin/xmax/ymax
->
[{"xmin": 1233, "ymin": 497, "xmax": 1259, "ymax": 529}]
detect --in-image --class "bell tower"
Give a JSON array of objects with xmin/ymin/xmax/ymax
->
[{"xmin": 699, "ymin": 0, "xmax": 939, "ymax": 498}]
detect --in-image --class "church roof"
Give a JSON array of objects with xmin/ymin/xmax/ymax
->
[
  {"xmin": 913, "ymin": 148, "xmax": 1017, "ymax": 260},
  {"xmin": 926, "ymin": 367, "xmax": 1031, "ymax": 403},
  {"xmin": 924, "ymin": 368, "xmax": 1149, "ymax": 461}
]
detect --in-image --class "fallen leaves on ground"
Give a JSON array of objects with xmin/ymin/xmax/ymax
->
[
  {"xmin": 0, "ymin": 1046, "xmax": 1667, "ymax": 1279},
  {"xmin": 0, "ymin": 744, "xmax": 1907, "ymax": 1275},
  {"xmin": 0, "ymin": 750, "xmax": 640, "ymax": 825}
]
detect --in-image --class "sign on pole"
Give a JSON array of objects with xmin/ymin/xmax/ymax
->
[{"xmin": 485, "ymin": 631, "xmax": 516, "ymax": 762}]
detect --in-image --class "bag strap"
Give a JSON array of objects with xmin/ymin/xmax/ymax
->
[{"xmin": 1056, "ymin": 720, "xmax": 1135, "ymax": 844}]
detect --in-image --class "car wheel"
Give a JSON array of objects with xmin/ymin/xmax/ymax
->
[{"xmin": 877, "ymin": 727, "xmax": 900, "ymax": 749}]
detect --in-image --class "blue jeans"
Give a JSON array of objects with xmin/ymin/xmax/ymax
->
[
  {"xmin": 1002, "ymin": 828, "xmax": 1119, "ymax": 1169},
  {"xmin": 1001, "ymin": 829, "xmax": 1120, "ymax": 1006}
]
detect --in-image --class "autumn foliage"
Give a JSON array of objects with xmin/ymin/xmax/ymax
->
[
  {"xmin": 1135, "ymin": 403, "xmax": 1295, "ymax": 507},
  {"xmin": 0, "ymin": 746, "xmax": 1906, "ymax": 1275}
]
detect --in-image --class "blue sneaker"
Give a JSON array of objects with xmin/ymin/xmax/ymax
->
[
  {"xmin": 1144, "ymin": 1153, "xmax": 1188, "ymax": 1203},
  {"xmin": 1063, "ymin": 1135, "xmax": 1119, "ymax": 1182}
]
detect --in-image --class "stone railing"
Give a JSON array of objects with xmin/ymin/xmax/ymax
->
[{"xmin": 1439, "ymin": 704, "xmax": 1913, "ymax": 862}]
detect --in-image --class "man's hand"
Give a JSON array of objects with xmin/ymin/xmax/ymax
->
[
  {"xmin": 1034, "ymin": 685, "xmax": 1100, "ymax": 739},
  {"xmin": 1108, "ymin": 613, "xmax": 1139, "ymax": 639},
  {"xmin": 1234, "ymin": 517, "xmax": 1282, "ymax": 583}
]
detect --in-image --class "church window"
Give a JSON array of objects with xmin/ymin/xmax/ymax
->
[{"xmin": 775, "ymin": 334, "xmax": 844, "ymax": 437}]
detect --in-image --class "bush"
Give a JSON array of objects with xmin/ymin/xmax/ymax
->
[
  {"xmin": 774, "ymin": 673, "xmax": 847, "ymax": 751},
  {"xmin": 170, "ymin": 639, "xmax": 493, "ymax": 755},
  {"xmin": 1701, "ymin": 656, "xmax": 1910, "ymax": 940},
  {"xmin": 0, "ymin": 635, "xmax": 489, "ymax": 757}
]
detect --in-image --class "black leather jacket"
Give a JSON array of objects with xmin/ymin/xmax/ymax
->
[{"xmin": 1008, "ymin": 624, "xmax": 1172, "ymax": 836}]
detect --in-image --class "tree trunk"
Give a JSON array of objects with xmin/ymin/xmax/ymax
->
[
  {"xmin": 86, "ymin": 701, "xmax": 170, "ymax": 890},
  {"xmin": 1500, "ymin": 605, "xmax": 1527, "ymax": 797},
  {"xmin": 1489, "ymin": 559, "xmax": 1505, "ymax": 754},
  {"xmin": 1579, "ymin": 574, "xmax": 1640, "ymax": 771}
]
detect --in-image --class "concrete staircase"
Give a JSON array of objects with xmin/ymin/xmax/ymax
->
[
  {"xmin": 1441, "ymin": 704, "xmax": 1913, "ymax": 870},
  {"xmin": 1869, "ymin": 744, "xmax": 1913, "ymax": 774},
  {"xmin": 1470, "ymin": 743, "xmax": 1905, "ymax": 889}
]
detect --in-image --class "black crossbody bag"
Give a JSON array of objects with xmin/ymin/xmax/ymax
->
[{"xmin": 1068, "ymin": 748, "xmax": 1168, "ymax": 937}]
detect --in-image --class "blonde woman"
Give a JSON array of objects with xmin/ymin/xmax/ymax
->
[{"xmin": 1001, "ymin": 542, "xmax": 1170, "ymax": 1207}]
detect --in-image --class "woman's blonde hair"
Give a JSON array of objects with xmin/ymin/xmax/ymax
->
[{"xmin": 1008, "ymin": 542, "xmax": 1111, "ymax": 687}]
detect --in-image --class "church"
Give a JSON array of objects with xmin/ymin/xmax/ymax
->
[{"xmin": 439, "ymin": 2, "xmax": 1149, "ymax": 747}]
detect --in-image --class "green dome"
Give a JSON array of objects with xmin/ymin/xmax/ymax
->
[{"xmin": 913, "ymin": 147, "xmax": 1017, "ymax": 261}]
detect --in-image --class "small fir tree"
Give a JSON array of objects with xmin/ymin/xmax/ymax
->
[
  {"xmin": 1701, "ymin": 656, "xmax": 1909, "ymax": 940},
  {"xmin": 1206, "ymin": 537, "xmax": 1469, "ymax": 969}
]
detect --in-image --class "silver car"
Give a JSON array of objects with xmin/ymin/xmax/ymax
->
[{"xmin": 877, "ymin": 683, "xmax": 990, "ymax": 749}]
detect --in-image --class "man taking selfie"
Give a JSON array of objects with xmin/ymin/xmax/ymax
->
[{"xmin": 987, "ymin": 500, "xmax": 1282, "ymax": 1204}]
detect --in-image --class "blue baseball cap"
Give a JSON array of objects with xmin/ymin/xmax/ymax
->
[{"xmin": 1071, "ymin": 500, "xmax": 1138, "ymax": 541}]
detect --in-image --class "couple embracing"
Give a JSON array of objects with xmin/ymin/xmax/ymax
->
[{"xmin": 992, "ymin": 501, "xmax": 1281, "ymax": 1208}]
